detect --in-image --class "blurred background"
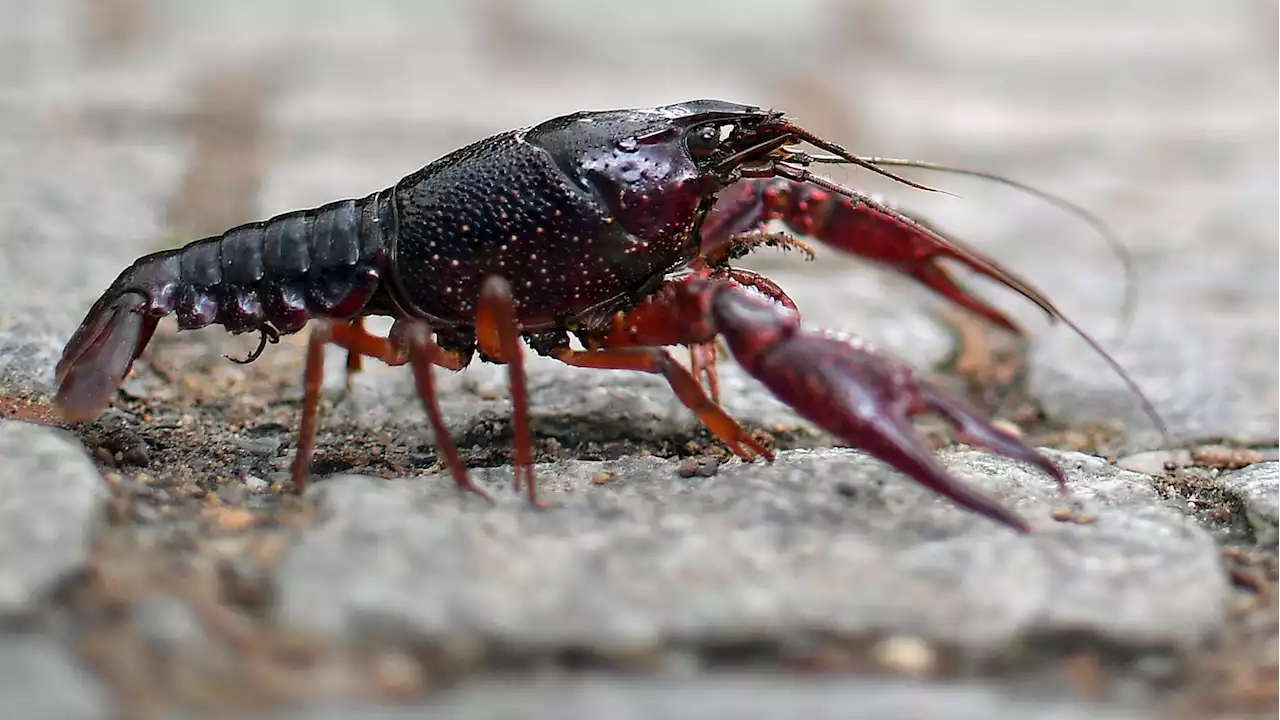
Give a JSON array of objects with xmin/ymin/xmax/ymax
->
[
  {"xmin": 1, "ymin": 0, "xmax": 1276, "ymax": 567},
  {"xmin": 5, "ymin": 0, "xmax": 1273, "ymax": 443},
  {"xmin": 0, "ymin": 2, "xmax": 1276, "ymax": 717}
]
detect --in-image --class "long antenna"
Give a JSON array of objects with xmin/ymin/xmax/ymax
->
[
  {"xmin": 810, "ymin": 154, "xmax": 1138, "ymax": 344},
  {"xmin": 785, "ymin": 154, "xmax": 1168, "ymax": 444}
]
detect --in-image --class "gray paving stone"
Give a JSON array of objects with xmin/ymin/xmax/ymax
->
[
  {"xmin": 273, "ymin": 449, "xmax": 1225, "ymax": 656},
  {"xmin": 266, "ymin": 674, "xmax": 1157, "ymax": 720},
  {"xmin": 0, "ymin": 2, "xmax": 1270, "ymax": 718},
  {"xmin": 1211, "ymin": 462, "xmax": 1279, "ymax": 545},
  {"xmin": 0, "ymin": 421, "xmax": 109, "ymax": 614},
  {"xmin": 0, "ymin": 632, "xmax": 111, "ymax": 720}
]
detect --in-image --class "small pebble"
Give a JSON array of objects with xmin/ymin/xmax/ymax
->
[
  {"xmin": 119, "ymin": 444, "xmax": 150, "ymax": 467},
  {"xmin": 211, "ymin": 508, "xmax": 255, "ymax": 532},
  {"xmin": 873, "ymin": 635, "xmax": 937, "ymax": 677},
  {"xmin": 219, "ymin": 557, "xmax": 273, "ymax": 609},
  {"xmin": 93, "ymin": 446, "xmax": 116, "ymax": 467},
  {"xmin": 677, "ymin": 457, "xmax": 720, "ymax": 478},
  {"xmin": 1051, "ymin": 506, "xmax": 1099, "ymax": 525},
  {"xmin": 218, "ymin": 484, "xmax": 248, "ymax": 505},
  {"xmin": 130, "ymin": 502, "xmax": 160, "ymax": 523},
  {"xmin": 373, "ymin": 650, "xmax": 429, "ymax": 698},
  {"xmin": 236, "ymin": 436, "xmax": 282, "ymax": 458},
  {"xmin": 991, "ymin": 419, "xmax": 1023, "ymax": 437},
  {"xmin": 1117, "ymin": 450, "xmax": 1190, "ymax": 475},
  {"xmin": 245, "ymin": 476, "xmax": 269, "ymax": 493},
  {"xmin": 135, "ymin": 595, "xmax": 205, "ymax": 652},
  {"xmin": 1190, "ymin": 445, "xmax": 1264, "ymax": 470}
]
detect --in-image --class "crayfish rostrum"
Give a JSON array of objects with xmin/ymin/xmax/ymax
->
[{"xmin": 54, "ymin": 99, "xmax": 1163, "ymax": 531}]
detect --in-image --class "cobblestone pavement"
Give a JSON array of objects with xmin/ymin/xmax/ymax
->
[{"xmin": 0, "ymin": 1, "xmax": 1276, "ymax": 718}]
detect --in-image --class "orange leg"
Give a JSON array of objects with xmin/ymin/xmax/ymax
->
[
  {"xmin": 475, "ymin": 276, "xmax": 543, "ymax": 507},
  {"xmin": 290, "ymin": 318, "xmax": 491, "ymax": 502},
  {"xmin": 552, "ymin": 346, "xmax": 773, "ymax": 462}
]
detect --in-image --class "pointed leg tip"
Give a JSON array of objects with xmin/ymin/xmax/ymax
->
[
  {"xmin": 1053, "ymin": 469, "xmax": 1070, "ymax": 497},
  {"xmin": 1024, "ymin": 454, "xmax": 1069, "ymax": 496},
  {"xmin": 1005, "ymin": 515, "xmax": 1033, "ymax": 534}
]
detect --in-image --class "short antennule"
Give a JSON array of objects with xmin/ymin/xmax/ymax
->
[{"xmin": 773, "ymin": 121, "xmax": 950, "ymax": 194}]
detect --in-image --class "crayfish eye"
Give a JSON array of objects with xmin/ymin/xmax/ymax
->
[{"xmin": 686, "ymin": 124, "xmax": 722, "ymax": 160}]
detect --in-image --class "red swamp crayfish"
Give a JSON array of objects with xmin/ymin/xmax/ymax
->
[{"xmin": 54, "ymin": 100, "xmax": 1166, "ymax": 531}]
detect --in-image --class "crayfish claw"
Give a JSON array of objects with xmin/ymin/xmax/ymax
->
[
  {"xmin": 711, "ymin": 286, "xmax": 1056, "ymax": 532},
  {"xmin": 791, "ymin": 337, "xmax": 1039, "ymax": 531},
  {"xmin": 846, "ymin": 401, "xmax": 1034, "ymax": 533},
  {"xmin": 911, "ymin": 258, "xmax": 1021, "ymax": 335},
  {"xmin": 917, "ymin": 383, "xmax": 1068, "ymax": 496}
]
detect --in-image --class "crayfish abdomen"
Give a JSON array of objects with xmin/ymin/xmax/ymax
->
[{"xmin": 56, "ymin": 190, "xmax": 394, "ymax": 418}]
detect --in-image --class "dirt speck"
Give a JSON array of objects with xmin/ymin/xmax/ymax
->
[
  {"xmin": 1190, "ymin": 445, "xmax": 1265, "ymax": 470},
  {"xmin": 1051, "ymin": 505, "xmax": 1099, "ymax": 525}
]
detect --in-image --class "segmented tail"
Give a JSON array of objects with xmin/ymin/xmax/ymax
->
[
  {"xmin": 55, "ymin": 277, "xmax": 160, "ymax": 421},
  {"xmin": 54, "ymin": 189, "xmax": 395, "ymax": 422}
]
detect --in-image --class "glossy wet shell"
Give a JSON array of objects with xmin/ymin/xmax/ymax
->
[{"xmin": 388, "ymin": 122, "xmax": 702, "ymax": 330}]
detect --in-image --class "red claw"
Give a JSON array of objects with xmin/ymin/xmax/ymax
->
[
  {"xmin": 704, "ymin": 178, "xmax": 1065, "ymax": 335},
  {"xmin": 707, "ymin": 283, "xmax": 1063, "ymax": 533},
  {"xmin": 594, "ymin": 273, "xmax": 1064, "ymax": 532}
]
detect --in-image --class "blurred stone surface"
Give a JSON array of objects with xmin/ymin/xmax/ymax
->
[
  {"xmin": 0, "ymin": 632, "xmax": 111, "ymax": 720},
  {"xmin": 0, "ymin": 2, "xmax": 1272, "ymax": 717},
  {"xmin": 0, "ymin": 421, "xmax": 108, "ymax": 614},
  {"xmin": 1210, "ymin": 461, "xmax": 1279, "ymax": 545},
  {"xmin": 274, "ymin": 449, "xmax": 1225, "ymax": 655},
  {"xmin": 266, "ymin": 674, "xmax": 1158, "ymax": 720}
]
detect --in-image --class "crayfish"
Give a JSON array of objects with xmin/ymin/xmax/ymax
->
[{"xmin": 54, "ymin": 100, "xmax": 1164, "ymax": 531}]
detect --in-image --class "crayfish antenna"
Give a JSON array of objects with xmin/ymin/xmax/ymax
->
[
  {"xmin": 783, "ymin": 156, "xmax": 1171, "ymax": 448},
  {"xmin": 775, "ymin": 122, "xmax": 957, "ymax": 197},
  {"xmin": 1036, "ymin": 300, "xmax": 1172, "ymax": 445},
  {"xmin": 857, "ymin": 156, "xmax": 1138, "ymax": 345}
]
